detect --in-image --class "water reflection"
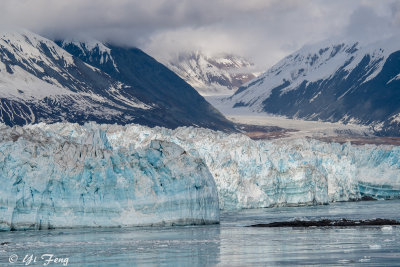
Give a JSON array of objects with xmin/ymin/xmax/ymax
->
[
  {"xmin": 0, "ymin": 226, "xmax": 221, "ymax": 266},
  {"xmin": 1, "ymin": 200, "xmax": 399, "ymax": 266}
]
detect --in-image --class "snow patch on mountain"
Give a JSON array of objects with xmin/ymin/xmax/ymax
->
[
  {"xmin": 106, "ymin": 82, "xmax": 151, "ymax": 110},
  {"xmin": 61, "ymin": 39, "xmax": 118, "ymax": 70},
  {"xmin": 0, "ymin": 64, "xmax": 72, "ymax": 99},
  {"xmin": 387, "ymin": 73, "xmax": 400, "ymax": 84},
  {"xmin": 0, "ymin": 30, "xmax": 75, "ymax": 99},
  {"xmin": 0, "ymin": 30, "xmax": 74, "ymax": 66}
]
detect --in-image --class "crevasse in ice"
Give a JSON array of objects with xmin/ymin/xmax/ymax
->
[{"xmin": 0, "ymin": 123, "xmax": 219, "ymax": 231}]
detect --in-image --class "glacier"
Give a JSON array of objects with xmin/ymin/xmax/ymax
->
[
  {"xmin": 1, "ymin": 122, "xmax": 400, "ymax": 231},
  {"xmin": 0, "ymin": 123, "xmax": 219, "ymax": 231},
  {"xmin": 29, "ymin": 122, "xmax": 400, "ymax": 210}
]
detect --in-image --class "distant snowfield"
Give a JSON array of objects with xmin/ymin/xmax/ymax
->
[
  {"xmin": 166, "ymin": 51, "xmax": 257, "ymax": 96},
  {"xmin": 206, "ymin": 95, "xmax": 373, "ymax": 139}
]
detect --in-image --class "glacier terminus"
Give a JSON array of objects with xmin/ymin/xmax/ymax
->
[
  {"xmin": 0, "ymin": 123, "xmax": 219, "ymax": 231},
  {"xmin": 0, "ymin": 122, "xmax": 399, "ymax": 231}
]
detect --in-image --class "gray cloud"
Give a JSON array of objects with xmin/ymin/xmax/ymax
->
[
  {"xmin": 0, "ymin": 0, "xmax": 399, "ymax": 71},
  {"xmin": 344, "ymin": 3, "xmax": 399, "ymax": 43}
]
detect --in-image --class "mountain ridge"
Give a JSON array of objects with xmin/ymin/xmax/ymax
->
[
  {"xmin": 0, "ymin": 29, "xmax": 235, "ymax": 131},
  {"xmin": 225, "ymin": 37, "xmax": 400, "ymax": 135}
]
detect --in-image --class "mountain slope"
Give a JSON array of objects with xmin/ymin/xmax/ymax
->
[
  {"xmin": 0, "ymin": 30, "xmax": 149, "ymax": 126},
  {"xmin": 0, "ymin": 30, "xmax": 234, "ymax": 131},
  {"xmin": 165, "ymin": 51, "xmax": 257, "ymax": 96},
  {"xmin": 58, "ymin": 41, "xmax": 235, "ymax": 130},
  {"xmin": 225, "ymin": 38, "xmax": 400, "ymax": 135}
]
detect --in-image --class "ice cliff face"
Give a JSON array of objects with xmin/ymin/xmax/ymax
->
[
  {"xmin": 33, "ymin": 123, "xmax": 400, "ymax": 210},
  {"xmin": 0, "ymin": 123, "xmax": 219, "ymax": 231},
  {"xmin": 1, "ymin": 122, "xmax": 400, "ymax": 231}
]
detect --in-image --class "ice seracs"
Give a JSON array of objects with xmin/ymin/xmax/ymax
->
[
  {"xmin": 28, "ymin": 122, "xmax": 400, "ymax": 210},
  {"xmin": 1, "ymin": 121, "xmax": 399, "ymax": 231}
]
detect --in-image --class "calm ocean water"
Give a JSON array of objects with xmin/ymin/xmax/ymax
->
[{"xmin": 1, "ymin": 200, "xmax": 399, "ymax": 266}]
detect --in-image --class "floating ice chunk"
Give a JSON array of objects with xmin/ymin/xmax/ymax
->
[
  {"xmin": 369, "ymin": 244, "xmax": 382, "ymax": 250},
  {"xmin": 381, "ymin": 226, "xmax": 393, "ymax": 231},
  {"xmin": 359, "ymin": 256, "xmax": 371, "ymax": 262}
]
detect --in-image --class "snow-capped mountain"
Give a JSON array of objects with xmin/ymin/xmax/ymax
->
[
  {"xmin": 0, "ymin": 29, "xmax": 234, "ymax": 131},
  {"xmin": 166, "ymin": 51, "xmax": 257, "ymax": 96},
  {"xmin": 58, "ymin": 41, "xmax": 234, "ymax": 130},
  {"xmin": 225, "ymin": 37, "xmax": 400, "ymax": 135},
  {"xmin": 0, "ymin": 30, "xmax": 146, "ymax": 125}
]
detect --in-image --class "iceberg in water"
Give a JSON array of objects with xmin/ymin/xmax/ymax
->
[{"xmin": 0, "ymin": 123, "xmax": 219, "ymax": 231}]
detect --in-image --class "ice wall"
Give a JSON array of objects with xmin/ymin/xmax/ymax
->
[
  {"xmin": 3, "ymin": 122, "xmax": 400, "ymax": 218},
  {"xmin": 0, "ymin": 124, "xmax": 219, "ymax": 231},
  {"xmin": 89, "ymin": 123, "xmax": 400, "ymax": 210}
]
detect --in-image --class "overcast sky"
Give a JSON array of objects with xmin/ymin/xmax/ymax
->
[{"xmin": 1, "ymin": 0, "xmax": 400, "ymax": 71}]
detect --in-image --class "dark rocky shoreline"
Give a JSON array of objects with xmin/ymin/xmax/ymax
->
[{"xmin": 248, "ymin": 218, "xmax": 400, "ymax": 227}]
